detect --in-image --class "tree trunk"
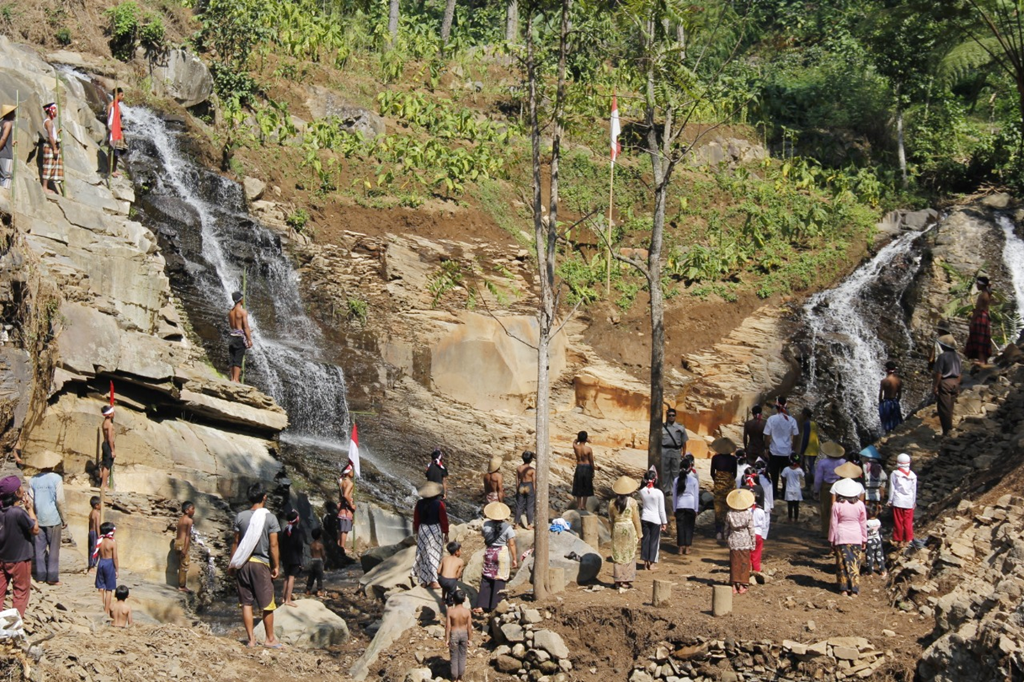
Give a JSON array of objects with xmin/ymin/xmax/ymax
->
[
  {"xmin": 896, "ymin": 105, "xmax": 907, "ymax": 189},
  {"xmin": 440, "ymin": 0, "xmax": 457, "ymax": 46},
  {"xmin": 677, "ymin": 23, "xmax": 685, "ymax": 58},
  {"xmin": 505, "ymin": 0, "xmax": 519, "ymax": 43},
  {"xmin": 388, "ymin": 0, "xmax": 400, "ymax": 45},
  {"xmin": 526, "ymin": 11, "xmax": 551, "ymax": 604}
]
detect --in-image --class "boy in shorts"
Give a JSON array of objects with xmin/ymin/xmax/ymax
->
[
  {"xmin": 94, "ymin": 522, "xmax": 118, "ymax": 615},
  {"xmin": 110, "ymin": 585, "xmax": 133, "ymax": 627}
]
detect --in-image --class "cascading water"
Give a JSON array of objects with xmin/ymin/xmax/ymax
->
[
  {"xmin": 800, "ymin": 229, "xmax": 930, "ymax": 446},
  {"xmin": 998, "ymin": 214, "xmax": 1024, "ymax": 337},
  {"xmin": 125, "ymin": 106, "xmax": 350, "ymax": 440}
]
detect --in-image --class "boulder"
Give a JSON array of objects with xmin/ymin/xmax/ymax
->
[
  {"xmin": 360, "ymin": 537, "xmax": 415, "ymax": 573},
  {"xmin": 150, "ymin": 48, "xmax": 214, "ymax": 107},
  {"xmin": 404, "ymin": 669, "xmax": 432, "ymax": 682},
  {"xmin": 359, "ymin": 545, "xmax": 416, "ymax": 599},
  {"xmin": 350, "ymin": 587, "xmax": 445, "ymax": 681},
  {"xmin": 305, "ymin": 86, "xmax": 386, "ymax": 138},
  {"xmin": 243, "ymin": 177, "xmax": 266, "ymax": 202},
  {"xmin": 255, "ymin": 599, "xmax": 349, "ymax": 648},
  {"xmin": 533, "ymin": 629, "xmax": 570, "ymax": 660},
  {"xmin": 506, "ymin": 531, "xmax": 602, "ymax": 590}
]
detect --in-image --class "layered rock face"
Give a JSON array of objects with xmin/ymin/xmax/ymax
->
[{"xmin": 0, "ymin": 37, "xmax": 286, "ymax": 582}]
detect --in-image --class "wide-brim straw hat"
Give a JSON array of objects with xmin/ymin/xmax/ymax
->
[
  {"xmin": 938, "ymin": 334, "xmax": 957, "ymax": 350},
  {"xmin": 820, "ymin": 441, "xmax": 845, "ymax": 459},
  {"xmin": 833, "ymin": 478, "xmax": 864, "ymax": 499},
  {"xmin": 418, "ymin": 481, "xmax": 443, "ymax": 498},
  {"xmin": 28, "ymin": 450, "xmax": 62, "ymax": 471},
  {"xmin": 612, "ymin": 475, "xmax": 638, "ymax": 495},
  {"xmin": 727, "ymin": 488, "xmax": 755, "ymax": 511},
  {"xmin": 487, "ymin": 456, "xmax": 502, "ymax": 474},
  {"xmin": 483, "ymin": 501, "xmax": 511, "ymax": 521},
  {"xmin": 835, "ymin": 462, "xmax": 862, "ymax": 479},
  {"xmin": 0, "ymin": 104, "xmax": 16, "ymax": 118},
  {"xmin": 711, "ymin": 437, "xmax": 737, "ymax": 455}
]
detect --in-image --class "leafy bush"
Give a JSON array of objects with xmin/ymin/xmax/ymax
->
[
  {"xmin": 347, "ymin": 298, "xmax": 369, "ymax": 325},
  {"xmin": 285, "ymin": 208, "xmax": 310, "ymax": 232},
  {"xmin": 105, "ymin": 2, "xmax": 166, "ymax": 60},
  {"xmin": 56, "ymin": 28, "xmax": 72, "ymax": 46}
]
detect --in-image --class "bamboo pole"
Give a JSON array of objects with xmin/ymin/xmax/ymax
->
[
  {"xmin": 11, "ymin": 91, "xmax": 18, "ymax": 229},
  {"xmin": 240, "ymin": 268, "xmax": 248, "ymax": 384},
  {"xmin": 606, "ymin": 158, "xmax": 615, "ymax": 296},
  {"xmin": 55, "ymin": 73, "xmax": 66, "ymax": 197}
]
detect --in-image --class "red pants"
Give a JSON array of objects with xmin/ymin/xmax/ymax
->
[
  {"xmin": 892, "ymin": 507, "xmax": 914, "ymax": 543},
  {"xmin": 0, "ymin": 560, "xmax": 31, "ymax": 616},
  {"xmin": 751, "ymin": 536, "xmax": 764, "ymax": 572}
]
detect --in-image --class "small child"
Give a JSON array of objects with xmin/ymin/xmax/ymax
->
[
  {"xmin": 780, "ymin": 456, "xmax": 805, "ymax": 521},
  {"xmin": 438, "ymin": 541, "xmax": 465, "ymax": 603},
  {"xmin": 94, "ymin": 522, "xmax": 118, "ymax": 615},
  {"xmin": 306, "ymin": 527, "xmax": 326, "ymax": 597},
  {"xmin": 755, "ymin": 462, "xmax": 774, "ymax": 516},
  {"xmin": 751, "ymin": 489, "xmax": 768, "ymax": 573},
  {"xmin": 864, "ymin": 510, "xmax": 887, "ymax": 577},
  {"xmin": 88, "ymin": 496, "xmax": 101, "ymax": 572},
  {"xmin": 445, "ymin": 589, "xmax": 472, "ymax": 682},
  {"xmin": 109, "ymin": 585, "xmax": 132, "ymax": 627}
]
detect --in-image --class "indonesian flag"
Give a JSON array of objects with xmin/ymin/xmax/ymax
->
[
  {"xmin": 347, "ymin": 422, "xmax": 361, "ymax": 478},
  {"xmin": 610, "ymin": 94, "xmax": 621, "ymax": 162}
]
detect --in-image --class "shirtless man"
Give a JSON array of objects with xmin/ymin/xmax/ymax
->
[
  {"xmin": 100, "ymin": 406, "xmax": 115, "ymax": 491},
  {"xmin": 482, "ymin": 457, "xmax": 503, "ymax": 504},
  {"xmin": 228, "ymin": 291, "xmax": 253, "ymax": 383},
  {"xmin": 878, "ymin": 360, "xmax": 904, "ymax": 433},
  {"xmin": 175, "ymin": 501, "xmax": 195, "ymax": 593},
  {"xmin": 445, "ymin": 589, "xmax": 472, "ymax": 682},
  {"xmin": 571, "ymin": 432, "xmax": 596, "ymax": 510},
  {"xmin": 337, "ymin": 462, "xmax": 355, "ymax": 556},
  {"xmin": 514, "ymin": 451, "xmax": 536, "ymax": 528}
]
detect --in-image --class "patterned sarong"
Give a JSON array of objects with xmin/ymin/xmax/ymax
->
[
  {"xmin": 482, "ymin": 545, "xmax": 511, "ymax": 581},
  {"xmin": 730, "ymin": 549, "xmax": 751, "ymax": 586},
  {"xmin": 611, "ymin": 519, "xmax": 637, "ymax": 583},
  {"xmin": 965, "ymin": 308, "xmax": 992, "ymax": 361},
  {"xmin": 42, "ymin": 143, "xmax": 63, "ymax": 182},
  {"xmin": 713, "ymin": 471, "xmax": 733, "ymax": 526},
  {"xmin": 413, "ymin": 523, "xmax": 444, "ymax": 585},
  {"xmin": 834, "ymin": 544, "xmax": 863, "ymax": 594},
  {"xmin": 879, "ymin": 399, "xmax": 902, "ymax": 432}
]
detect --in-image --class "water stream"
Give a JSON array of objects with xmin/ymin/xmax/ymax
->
[
  {"xmin": 998, "ymin": 214, "xmax": 1024, "ymax": 338},
  {"xmin": 799, "ymin": 228, "xmax": 931, "ymax": 446}
]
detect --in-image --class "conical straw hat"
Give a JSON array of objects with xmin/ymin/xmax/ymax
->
[
  {"xmin": 483, "ymin": 501, "xmax": 511, "ymax": 521},
  {"xmin": 612, "ymin": 476, "xmax": 638, "ymax": 495},
  {"xmin": 820, "ymin": 441, "xmax": 845, "ymax": 459},
  {"xmin": 727, "ymin": 488, "xmax": 755, "ymax": 511}
]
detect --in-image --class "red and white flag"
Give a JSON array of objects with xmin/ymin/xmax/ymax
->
[
  {"xmin": 610, "ymin": 94, "xmax": 621, "ymax": 162},
  {"xmin": 347, "ymin": 422, "xmax": 361, "ymax": 478}
]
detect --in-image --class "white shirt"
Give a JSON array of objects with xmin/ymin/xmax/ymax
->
[
  {"xmin": 781, "ymin": 467, "xmax": 805, "ymax": 501},
  {"xmin": 763, "ymin": 413, "xmax": 800, "ymax": 457},
  {"xmin": 671, "ymin": 472, "xmax": 700, "ymax": 512},
  {"xmin": 866, "ymin": 517, "xmax": 882, "ymax": 540},
  {"xmin": 888, "ymin": 468, "xmax": 917, "ymax": 509},
  {"xmin": 735, "ymin": 463, "xmax": 751, "ymax": 488},
  {"xmin": 639, "ymin": 486, "xmax": 668, "ymax": 525},
  {"xmin": 752, "ymin": 507, "xmax": 769, "ymax": 539},
  {"xmin": 759, "ymin": 474, "xmax": 774, "ymax": 512}
]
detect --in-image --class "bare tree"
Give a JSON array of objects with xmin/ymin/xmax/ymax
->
[
  {"xmin": 441, "ymin": 0, "xmax": 457, "ymax": 46},
  {"xmin": 388, "ymin": 0, "xmax": 400, "ymax": 44},
  {"xmin": 507, "ymin": 0, "xmax": 520, "ymax": 43}
]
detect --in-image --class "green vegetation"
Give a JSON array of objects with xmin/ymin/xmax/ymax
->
[
  {"xmin": 105, "ymin": 1, "xmax": 165, "ymax": 60},
  {"xmin": 285, "ymin": 208, "xmax": 310, "ymax": 233},
  {"xmin": 346, "ymin": 297, "xmax": 369, "ymax": 325}
]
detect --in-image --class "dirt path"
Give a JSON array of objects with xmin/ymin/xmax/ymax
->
[{"xmin": 371, "ymin": 503, "xmax": 930, "ymax": 680}]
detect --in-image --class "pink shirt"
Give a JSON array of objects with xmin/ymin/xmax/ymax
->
[{"xmin": 828, "ymin": 499, "xmax": 867, "ymax": 546}]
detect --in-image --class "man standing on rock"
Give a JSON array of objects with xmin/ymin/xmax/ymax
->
[
  {"xmin": 228, "ymin": 291, "xmax": 253, "ymax": 383},
  {"xmin": 483, "ymin": 457, "xmax": 503, "ymax": 504},
  {"xmin": 175, "ymin": 501, "xmax": 195, "ymax": 593},
  {"xmin": 514, "ymin": 451, "xmax": 536, "ymax": 529},
  {"xmin": 763, "ymin": 397, "xmax": 800, "ymax": 501},
  {"xmin": 879, "ymin": 361, "xmax": 903, "ymax": 433},
  {"xmin": 933, "ymin": 334, "xmax": 962, "ymax": 437},
  {"xmin": 29, "ymin": 451, "xmax": 66, "ymax": 586},
  {"xmin": 100, "ymin": 405, "xmax": 115, "ymax": 491},
  {"xmin": 660, "ymin": 408, "xmax": 687, "ymax": 497},
  {"xmin": 229, "ymin": 482, "xmax": 282, "ymax": 649},
  {"xmin": 572, "ymin": 432, "xmax": 596, "ymax": 511}
]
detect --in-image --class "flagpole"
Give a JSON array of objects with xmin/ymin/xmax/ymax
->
[
  {"xmin": 55, "ymin": 73, "xmax": 66, "ymax": 197},
  {"xmin": 11, "ymin": 91, "xmax": 18, "ymax": 231},
  {"xmin": 607, "ymin": 158, "xmax": 614, "ymax": 296}
]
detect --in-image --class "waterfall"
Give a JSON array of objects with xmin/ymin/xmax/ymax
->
[
  {"xmin": 998, "ymin": 214, "xmax": 1024, "ymax": 338},
  {"xmin": 801, "ymin": 229, "xmax": 929, "ymax": 445},
  {"xmin": 124, "ymin": 107, "xmax": 350, "ymax": 444}
]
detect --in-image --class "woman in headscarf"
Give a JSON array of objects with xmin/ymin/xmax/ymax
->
[
  {"xmin": 709, "ymin": 438, "xmax": 739, "ymax": 542},
  {"xmin": 0, "ymin": 103, "xmax": 16, "ymax": 190},
  {"xmin": 638, "ymin": 468, "xmax": 667, "ymax": 571},
  {"xmin": 40, "ymin": 102, "xmax": 62, "ymax": 195},
  {"xmin": 426, "ymin": 448, "xmax": 449, "ymax": 499},
  {"xmin": 608, "ymin": 476, "xmax": 642, "ymax": 590},
  {"xmin": 412, "ymin": 482, "xmax": 448, "ymax": 589},
  {"xmin": 829, "ymin": 478, "xmax": 867, "ymax": 597},
  {"xmin": 724, "ymin": 488, "xmax": 756, "ymax": 594},
  {"xmin": 672, "ymin": 454, "xmax": 699, "ymax": 555},
  {"xmin": 474, "ymin": 502, "xmax": 517, "ymax": 613}
]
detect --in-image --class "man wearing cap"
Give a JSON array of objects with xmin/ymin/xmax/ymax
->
[
  {"xmin": 660, "ymin": 408, "xmax": 687, "ymax": 497},
  {"xmin": 100, "ymin": 405, "xmax": 116, "ymax": 491},
  {"xmin": 933, "ymin": 334, "xmax": 962, "ymax": 437},
  {"xmin": 813, "ymin": 442, "xmax": 846, "ymax": 539},
  {"xmin": 29, "ymin": 451, "xmax": 66, "ymax": 586},
  {"xmin": 763, "ymin": 396, "xmax": 800, "ymax": 501},
  {"xmin": 888, "ymin": 453, "xmax": 917, "ymax": 549},
  {"xmin": 0, "ymin": 476, "xmax": 39, "ymax": 615},
  {"xmin": 482, "ymin": 457, "xmax": 504, "ymax": 504},
  {"xmin": 0, "ymin": 103, "xmax": 16, "ymax": 190},
  {"xmin": 228, "ymin": 291, "xmax": 253, "ymax": 383}
]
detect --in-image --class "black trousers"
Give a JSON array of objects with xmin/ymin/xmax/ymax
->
[
  {"xmin": 674, "ymin": 509, "xmax": 696, "ymax": 546},
  {"xmin": 768, "ymin": 456, "xmax": 787, "ymax": 499},
  {"xmin": 305, "ymin": 558, "xmax": 324, "ymax": 593},
  {"xmin": 641, "ymin": 520, "xmax": 661, "ymax": 562},
  {"xmin": 787, "ymin": 500, "xmax": 800, "ymax": 520}
]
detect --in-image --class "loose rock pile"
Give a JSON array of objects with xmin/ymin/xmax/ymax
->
[
  {"xmin": 488, "ymin": 601, "xmax": 574, "ymax": 681},
  {"xmin": 629, "ymin": 636, "xmax": 891, "ymax": 682}
]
